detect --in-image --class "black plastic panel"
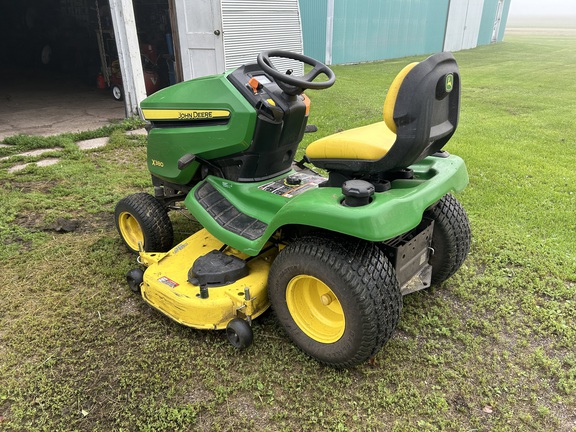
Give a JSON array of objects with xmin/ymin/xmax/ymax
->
[{"xmin": 195, "ymin": 182, "xmax": 267, "ymax": 241}]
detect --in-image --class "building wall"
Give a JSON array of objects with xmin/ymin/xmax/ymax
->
[
  {"xmin": 497, "ymin": 0, "xmax": 511, "ymax": 42},
  {"xmin": 300, "ymin": 0, "xmax": 511, "ymax": 64},
  {"xmin": 477, "ymin": 0, "xmax": 511, "ymax": 46},
  {"xmin": 331, "ymin": 0, "xmax": 449, "ymax": 64},
  {"xmin": 300, "ymin": 0, "xmax": 328, "ymax": 62}
]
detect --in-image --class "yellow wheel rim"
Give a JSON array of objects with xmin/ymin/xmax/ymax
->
[
  {"xmin": 286, "ymin": 275, "xmax": 345, "ymax": 343},
  {"xmin": 117, "ymin": 211, "xmax": 144, "ymax": 251}
]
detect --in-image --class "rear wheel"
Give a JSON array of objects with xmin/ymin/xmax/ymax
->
[
  {"xmin": 268, "ymin": 234, "xmax": 401, "ymax": 368},
  {"xmin": 115, "ymin": 192, "xmax": 173, "ymax": 254},
  {"xmin": 425, "ymin": 194, "xmax": 471, "ymax": 284}
]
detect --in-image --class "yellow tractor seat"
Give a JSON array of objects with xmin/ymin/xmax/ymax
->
[
  {"xmin": 305, "ymin": 121, "xmax": 397, "ymax": 161},
  {"xmin": 306, "ymin": 52, "xmax": 460, "ymax": 176}
]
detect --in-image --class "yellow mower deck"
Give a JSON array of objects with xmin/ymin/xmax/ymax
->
[{"xmin": 138, "ymin": 229, "xmax": 276, "ymax": 330}]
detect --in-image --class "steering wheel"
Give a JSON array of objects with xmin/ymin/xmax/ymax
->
[{"xmin": 257, "ymin": 50, "xmax": 336, "ymax": 95}]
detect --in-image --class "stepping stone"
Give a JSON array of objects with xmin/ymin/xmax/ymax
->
[
  {"xmin": 0, "ymin": 147, "xmax": 62, "ymax": 161},
  {"xmin": 76, "ymin": 137, "xmax": 108, "ymax": 150},
  {"xmin": 8, "ymin": 158, "xmax": 60, "ymax": 174},
  {"xmin": 126, "ymin": 128, "xmax": 147, "ymax": 136}
]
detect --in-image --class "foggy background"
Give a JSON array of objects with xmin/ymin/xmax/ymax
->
[{"xmin": 507, "ymin": 0, "xmax": 576, "ymax": 28}]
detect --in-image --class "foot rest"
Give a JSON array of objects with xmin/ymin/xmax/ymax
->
[{"xmin": 195, "ymin": 182, "xmax": 267, "ymax": 241}]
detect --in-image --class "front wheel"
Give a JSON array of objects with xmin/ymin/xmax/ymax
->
[
  {"xmin": 268, "ymin": 234, "xmax": 402, "ymax": 368},
  {"xmin": 115, "ymin": 192, "xmax": 173, "ymax": 254},
  {"xmin": 425, "ymin": 194, "xmax": 471, "ymax": 285}
]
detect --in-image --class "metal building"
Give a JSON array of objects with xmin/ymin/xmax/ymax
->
[{"xmin": 300, "ymin": 0, "xmax": 511, "ymax": 65}]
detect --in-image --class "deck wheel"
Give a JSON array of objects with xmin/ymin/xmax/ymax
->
[{"xmin": 226, "ymin": 318, "xmax": 253, "ymax": 349}]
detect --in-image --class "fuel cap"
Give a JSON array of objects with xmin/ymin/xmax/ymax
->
[{"xmin": 341, "ymin": 180, "xmax": 375, "ymax": 207}]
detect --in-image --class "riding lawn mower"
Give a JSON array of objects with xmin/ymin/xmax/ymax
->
[{"xmin": 114, "ymin": 50, "xmax": 471, "ymax": 368}]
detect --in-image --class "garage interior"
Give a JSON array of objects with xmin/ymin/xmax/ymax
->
[{"xmin": 0, "ymin": 0, "xmax": 175, "ymax": 140}]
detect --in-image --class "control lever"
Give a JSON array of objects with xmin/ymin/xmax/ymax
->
[
  {"xmin": 177, "ymin": 153, "xmax": 196, "ymax": 170},
  {"xmin": 177, "ymin": 153, "xmax": 225, "ymax": 178}
]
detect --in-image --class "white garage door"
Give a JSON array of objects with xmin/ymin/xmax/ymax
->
[{"xmin": 221, "ymin": 0, "xmax": 304, "ymax": 75}]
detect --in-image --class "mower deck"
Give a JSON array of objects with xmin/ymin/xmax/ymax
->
[{"xmin": 138, "ymin": 229, "xmax": 276, "ymax": 330}]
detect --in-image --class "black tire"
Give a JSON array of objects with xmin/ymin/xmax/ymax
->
[
  {"xmin": 226, "ymin": 318, "xmax": 253, "ymax": 349},
  {"xmin": 114, "ymin": 192, "xmax": 173, "ymax": 254},
  {"xmin": 268, "ymin": 234, "xmax": 402, "ymax": 368},
  {"xmin": 126, "ymin": 268, "xmax": 144, "ymax": 293},
  {"xmin": 425, "ymin": 194, "xmax": 471, "ymax": 285}
]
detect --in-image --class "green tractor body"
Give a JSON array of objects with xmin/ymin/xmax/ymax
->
[{"xmin": 143, "ymin": 74, "xmax": 257, "ymax": 184}]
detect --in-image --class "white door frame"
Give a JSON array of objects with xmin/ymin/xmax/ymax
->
[
  {"xmin": 108, "ymin": 0, "xmax": 147, "ymax": 117},
  {"xmin": 491, "ymin": 0, "xmax": 505, "ymax": 43}
]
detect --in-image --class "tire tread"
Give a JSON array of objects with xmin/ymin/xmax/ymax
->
[
  {"xmin": 115, "ymin": 192, "xmax": 173, "ymax": 253},
  {"xmin": 269, "ymin": 234, "xmax": 402, "ymax": 368},
  {"xmin": 426, "ymin": 194, "xmax": 471, "ymax": 284}
]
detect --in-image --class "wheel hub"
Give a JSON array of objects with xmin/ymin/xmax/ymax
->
[
  {"xmin": 286, "ymin": 275, "xmax": 345, "ymax": 343},
  {"xmin": 117, "ymin": 211, "xmax": 144, "ymax": 250}
]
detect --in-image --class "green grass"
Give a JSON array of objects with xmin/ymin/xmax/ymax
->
[{"xmin": 1, "ymin": 34, "xmax": 576, "ymax": 431}]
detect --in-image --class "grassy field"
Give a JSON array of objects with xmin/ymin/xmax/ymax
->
[{"xmin": 1, "ymin": 34, "xmax": 575, "ymax": 431}]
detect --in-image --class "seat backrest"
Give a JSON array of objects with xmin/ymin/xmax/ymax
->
[{"xmin": 379, "ymin": 51, "xmax": 460, "ymax": 171}]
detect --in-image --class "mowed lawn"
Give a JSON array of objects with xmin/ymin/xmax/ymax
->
[{"xmin": 1, "ymin": 34, "xmax": 575, "ymax": 431}]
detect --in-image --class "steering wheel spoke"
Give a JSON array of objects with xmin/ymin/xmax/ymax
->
[
  {"xmin": 302, "ymin": 65, "xmax": 324, "ymax": 81},
  {"xmin": 257, "ymin": 50, "xmax": 335, "ymax": 95}
]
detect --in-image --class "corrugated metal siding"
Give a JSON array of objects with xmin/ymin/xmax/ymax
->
[
  {"xmin": 298, "ymin": 0, "xmax": 513, "ymax": 65},
  {"xmin": 330, "ymin": 0, "xmax": 449, "ymax": 64},
  {"xmin": 221, "ymin": 0, "xmax": 304, "ymax": 75},
  {"xmin": 300, "ymin": 0, "xmax": 328, "ymax": 62},
  {"xmin": 477, "ymin": 0, "xmax": 499, "ymax": 46},
  {"xmin": 497, "ymin": 0, "xmax": 511, "ymax": 42}
]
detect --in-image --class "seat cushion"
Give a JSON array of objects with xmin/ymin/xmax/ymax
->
[{"xmin": 305, "ymin": 121, "xmax": 397, "ymax": 161}]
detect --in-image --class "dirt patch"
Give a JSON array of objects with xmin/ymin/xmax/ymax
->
[
  {"xmin": 119, "ymin": 297, "xmax": 144, "ymax": 317},
  {"xmin": 14, "ymin": 212, "xmax": 45, "ymax": 230},
  {"xmin": 3, "ymin": 234, "xmax": 33, "ymax": 252},
  {"xmin": 4, "ymin": 180, "xmax": 56, "ymax": 194},
  {"xmin": 12, "ymin": 211, "xmax": 114, "ymax": 234},
  {"xmin": 79, "ymin": 212, "xmax": 115, "ymax": 233}
]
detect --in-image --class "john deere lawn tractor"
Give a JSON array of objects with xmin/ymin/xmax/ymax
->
[{"xmin": 115, "ymin": 50, "xmax": 471, "ymax": 368}]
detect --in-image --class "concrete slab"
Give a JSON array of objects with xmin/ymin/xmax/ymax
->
[
  {"xmin": 0, "ymin": 69, "xmax": 125, "ymax": 142},
  {"xmin": 76, "ymin": 137, "xmax": 109, "ymax": 150},
  {"xmin": 126, "ymin": 128, "xmax": 147, "ymax": 136},
  {"xmin": 0, "ymin": 147, "xmax": 62, "ymax": 162},
  {"xmin": 8, "ymin": 158, "xmax": 60, "ymax": 174}
]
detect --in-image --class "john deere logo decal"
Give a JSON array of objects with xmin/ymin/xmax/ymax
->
[
  {"xmin": 445, "ymin": 74, "xmax": 454, "ymax": 92},
  {"xmin": 141, "ymin": 109, "xmax": 231, "ymax": 121}
]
